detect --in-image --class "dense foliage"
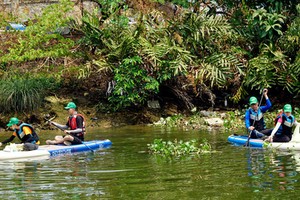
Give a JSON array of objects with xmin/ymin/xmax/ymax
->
[{"xmin": 0, "ymin": 0, "xmax": 299, "ymax": 112}]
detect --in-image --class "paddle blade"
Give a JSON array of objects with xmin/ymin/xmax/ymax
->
[
  {"xmin": 291, "ymin": 124, "xmax": 300, "ymax": 143},
  {"xmin": 244, "ymin": 137, "xmax": 251, "ymax": 147}
]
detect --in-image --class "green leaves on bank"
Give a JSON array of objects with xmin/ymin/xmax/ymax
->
[
  {"xmin": 109, "ymin": 56, "xmax": 160, "ymax": 110},
  {"xmin": 1, "ymin": 0, "xmax": 300, "ymax": 112},
  {"xmin": 0, "ymin": 0, "xmax": 75, "ymax": 63}
]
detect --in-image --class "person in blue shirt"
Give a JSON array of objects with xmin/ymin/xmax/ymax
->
[
  {"xmin": 245, "ymin": 89, "xmax": 272, "ymax": 139},
  {"xmin": 265, "ymin": 104, "xmax": 299, "ymax": 142}
]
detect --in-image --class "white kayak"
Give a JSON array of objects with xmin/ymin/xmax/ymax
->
[
  {"xmin": 0, "ymin": 150, "xmax": 50, "ymax": 161},
  {"xmin": 228, "ymin": 124, "xmax": 300, "ymax": 151}
]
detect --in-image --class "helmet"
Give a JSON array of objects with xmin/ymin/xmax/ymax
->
[
  {"xmin": 7, "ymin": 117, "xmax": 19, "ymax": 127},
  {"xmin": 249, "ymin": 97, "xmax": 258, "ymax": 105},
  {"xmin": 64, "ymin": 102, "xmax": 76, "ymax": 110},
  {"xmin": 283, "ymin": 104, "xmax": 292, "ymax": 113}
]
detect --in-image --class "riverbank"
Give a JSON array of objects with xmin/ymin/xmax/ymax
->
[
  {"xmin": 0, "ymin": 95, "xmax": 230, "ymax": 131},
  {"xmin": 2, "ymin": 95, "xmax": 298, "ymax": 134}
]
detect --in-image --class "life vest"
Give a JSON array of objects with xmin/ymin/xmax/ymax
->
[
  {"xmin": 275, "ymin": 113, "xmax": 295, "ymax": 138},
  {"xmin": 68, "ymin": 114, "xmax": 86, "ymax": 136},
  {"xmin": 249, "ymin": 108, "xmax": 265, "ymax": 131},
  {"xmin": 15, "ymin": 123, "xmax": 39, "ymax": 144}
]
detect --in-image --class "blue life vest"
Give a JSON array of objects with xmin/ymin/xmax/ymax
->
[
  {"xmin": 275, "ymin": 114, "xmax": 295, "ymax": 138},
  {"xmin": 15, "ymin": 123, "xmax": 39, "ymax": 144},
  {"xmin": 249, "ymin": 108, "xmax": 265, "ymax": 131}
]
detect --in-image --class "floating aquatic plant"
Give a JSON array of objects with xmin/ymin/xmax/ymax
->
[{"xmin": 147, "ymin": 138, "xmax": 211, "ymax": 156}]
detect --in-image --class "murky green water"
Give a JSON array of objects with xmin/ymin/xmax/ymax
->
[{"xmin": 1, "ymin": 126, "xmax": 300, "ymax": 199}]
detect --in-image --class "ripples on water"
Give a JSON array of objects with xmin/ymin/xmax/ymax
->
[{"xmin": 0, "ymin": 127, "xmax": 300, "ymax": 199}]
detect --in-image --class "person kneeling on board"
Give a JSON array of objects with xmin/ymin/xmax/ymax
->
[
  {"xmin": 265, "ymin": 104, "xmax": 299, "ymax": 143},
  {"xmin": 245, "ymin": 89, "xmax": 272, "ymax": 139},
  {"xmin": 0, "ymin": 117, "xmax": 40, "ymax": 151},
  {"xmin": 46, "ymin": 102, "xmax": 86, "ymax": 146}
]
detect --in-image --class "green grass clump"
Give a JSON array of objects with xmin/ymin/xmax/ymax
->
[{"xmin": 0, "ymin": 77, "xmax": 58, "ymax": 112}]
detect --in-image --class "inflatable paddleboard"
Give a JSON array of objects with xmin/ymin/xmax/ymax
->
[
  {"xmin": 228, "ymin": 124, "xmax": 300, "ymax": 151},
  {"xmin": 0, "ymin": 140, "xmax": 112, "ymax": 161}
]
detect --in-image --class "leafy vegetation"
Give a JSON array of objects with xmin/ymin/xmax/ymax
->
[
  {"xmin": 148, "ymin": 138, "xmax": 212, "ymax": 156},
  {"xmin": 0, "ymin": 0, "xmax": 75, "ymax": 64},
  {"xmin": 109, "ymin": 56, "xmax": 159, "ymax": 110},
  {"xmin": 0, "ymin": 0, "xmax": 299, "ymax": 113},
  {"xmin": 0, "ymin": 77, "xmax": 59, "ymax": 112}
]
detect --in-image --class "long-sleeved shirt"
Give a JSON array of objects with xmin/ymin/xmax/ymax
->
[{"xmin": 245, "ymin": 98, "xmax": 272, "ymax": 130}]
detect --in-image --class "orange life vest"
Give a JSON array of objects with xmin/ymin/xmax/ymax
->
[{"xmin": 68, "ymin": 114, "xmax": 86, "ymax": 135}]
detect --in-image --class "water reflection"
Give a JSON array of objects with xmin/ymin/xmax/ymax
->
[
  {"xmin": 0, "ymin": 152, "xmax": 107, "ymax": 199},
  {"xmin": 246, "ymin": 149, "xmax": 299, "ymax": 191}
]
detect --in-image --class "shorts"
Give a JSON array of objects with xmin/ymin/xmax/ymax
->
[
  {"xmin": 71, "ymin": 135, "xmax": 83, "ymax": 145},
  {"xmin": 63, "ymin": 135, "xmax": 84, "ymax": 145}
]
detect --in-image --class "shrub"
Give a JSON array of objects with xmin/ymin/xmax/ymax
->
[
  {"xmin": 109, "ymin": 56, "xmax": 159, "ymax": 110},
  {"xmin": 0, "ymin": 77, "xmax": 59, "ymax": 112}
]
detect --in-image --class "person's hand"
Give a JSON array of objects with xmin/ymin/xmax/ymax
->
[
  {"xmin": 48, "ymin": 121, "xmax": 53, "ymax": 125},
  {"xmin": 0, "ymin": 142, "xmax": 2, "ymax": 147},
  {"xmin": 265, "ymin": 136, "xmax": 273, "ymax": 142},
  {"xmin": 64, "ymin": 130, "xmax": 70, "ymax": 134},
  {"xmin": 249, "ymin": 126, "xmax": 255, "ymax": 131},
  {"xmin": 263, "ymin": 88, "xmax": 268, "ymax": 96}
]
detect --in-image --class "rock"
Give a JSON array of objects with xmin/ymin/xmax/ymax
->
[
  {"xmin": 147, "ymin": 100, "xmax": 160, "ymax": 109},
  {"xmin": 220, "ymin": 113, "xmax": 227, "ymax": 119},
  {"xmin": 164, "ymin": 103, "xmax": 178, "ymax": 116},
  {"xmin": 199, "ymin": 110, "xmax": 214, "ymax": 117},
  {"xmin": 191, "ymin": 107, "xmax": 197, "ymax": 113},
  {"xmin": 204, "ymin": 118, "xmax": 224, "ymax": 127}
]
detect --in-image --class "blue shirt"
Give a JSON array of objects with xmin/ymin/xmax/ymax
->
[{"xmin": 245, "ymin": 99, "xmax": 272, "ymax": 129}]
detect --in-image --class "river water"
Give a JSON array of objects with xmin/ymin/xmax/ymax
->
[{"xmin": 1, "ymin": 126, "xmax": 300, "ymax": 199}]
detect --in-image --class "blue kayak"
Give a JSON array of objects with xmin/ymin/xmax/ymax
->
[
  {"xmin": 227, "ymin": 135, "xmax": 264, "ymax": 148},
  {"xmin": 228, "ymin": 131, "xmax": 300, "ymax": 151}
]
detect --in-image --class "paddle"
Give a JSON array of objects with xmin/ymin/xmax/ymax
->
[
  {"xmin": 45, "ymin": 118, "xmax": 95, "ymax": 153},
  {"xmin": 244, "ymin": 89, "xmax": 265, "ymax": 147},
  {"xmin": 290, "ymin": 124, "xmax": 300, "ymax": 143}
]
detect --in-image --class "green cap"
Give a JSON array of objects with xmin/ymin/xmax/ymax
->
[
  {"xmin": 64, "ymin": 102, "xmax": 76, "ymax": 110},
  {"xmin": 7, "ymin": 117, "xmax": 19, "ymax": 127},
  {"xmin": 249, "ymin": 96, "xmax": 258, "ymax": 105},
  {"xmin": 283, "ymin": 104, "xmax": 292, "ymax": 112}
]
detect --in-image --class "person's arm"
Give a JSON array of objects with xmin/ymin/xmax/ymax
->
[
  {"xmin": 268, "ymin": 122, "xmax": 281, "ymax": 141},
  {"xmin": 266, "ymin": 116, "xmax": 282, "ymax": 142},
  {"xmin": 260, "ymin": 99, "xmax": 272, "ymax": 112},
  {"xmin": 260, "ymin": 89, "xmax": 271, "ymax": 112},
  {"xmin": 245, "ymin": 109, "xmax": 251, "ymax": 130},
  {"xmin": 0, "ymin": 135, "xmax": 16, "ymax": 146},
  {"xmin": 50, "ymin": 121, "xmax": 69, "ymax": 130},
  {"xmin": 66, "ymin": 116, "xmax": 84, "ymax": 134}
]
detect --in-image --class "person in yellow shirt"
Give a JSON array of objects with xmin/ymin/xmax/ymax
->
[{"xmin": 0, "ymin": 117, "xmax": 40, "ymax": 151}]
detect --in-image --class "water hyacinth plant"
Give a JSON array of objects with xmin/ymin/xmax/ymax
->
[{"xmin": 147, "ymin": 138, "xmax": 211, "ymax": 156}]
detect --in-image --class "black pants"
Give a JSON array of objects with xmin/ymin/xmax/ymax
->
[
  {"xmin": 250, "ymin": 129, "xmax": 273, "ymax": 139},
  {"xmin": 273, "ymin": 135, "xmax": 291, "ymax": 142},
  {"xmin": 23, "ymin": 143, "xmax": 39, "ymax": 151}
]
